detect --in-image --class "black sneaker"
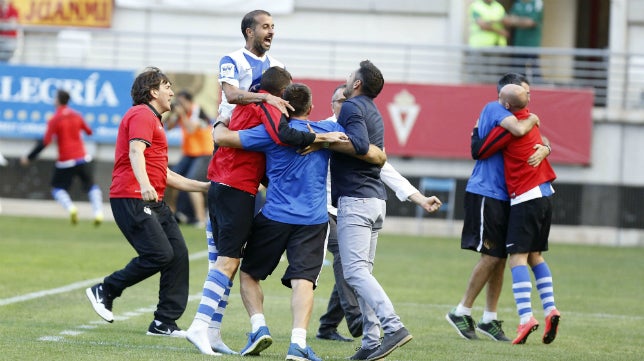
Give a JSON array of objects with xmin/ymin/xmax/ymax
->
[
  {"xmin": 445, "ymin": 308, "xmax": 478, "ymax": 340},
  {"xmin": 146, "ymin": 320, "xmax": 187, "ymax": 338},
  {"xmin": 476, "ymin": 319, "xmax": 511, "ymax": 341},
  {"xmin": 85, "ymin": 283, "xmax": 113, "ymax": 323},
  {"xmin": 365, "ymin": 327, "xmax": 413, "ymax": 361},
  {"xmin": 349, "ymin": 345, "xmax": 379, "ymax": 360},
  {"xmin": 316, "ymin": 330, "xmax": 354, "ymax": 342}
]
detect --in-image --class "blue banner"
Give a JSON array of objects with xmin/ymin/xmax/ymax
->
[{"xmin": 0, "ymin": 64, "xmax": 134, "ymax": 143}]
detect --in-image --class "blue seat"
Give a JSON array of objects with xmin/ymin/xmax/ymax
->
[{"xmin": 416, "ymin": 177, "xmax": 456, "ymax": 232}]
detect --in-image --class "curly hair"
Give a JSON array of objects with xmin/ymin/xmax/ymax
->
[{"xmin": 130, "ymin": 67, "xmax": 170, "ymax": 106}]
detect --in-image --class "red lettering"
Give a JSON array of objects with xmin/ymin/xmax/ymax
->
[
  {"xmin": 24, "ymin": 1, "xmax": 36, "ymax": 21},
  {"xmin": 52, "ymin": 1, "xmax": 69, "ymax": 21},
  {"xmin": 70, "ymin": 2, "xmax": 80, "ymax": 19}
]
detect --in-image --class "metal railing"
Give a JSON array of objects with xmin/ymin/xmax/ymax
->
[{"xmin": 8, "ymin": 27, "xmax": 644, "ymax": 114}]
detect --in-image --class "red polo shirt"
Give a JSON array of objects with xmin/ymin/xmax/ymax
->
[{"xmin": 110, "ymin": 104, "xmax": 169, "ymax": 200}]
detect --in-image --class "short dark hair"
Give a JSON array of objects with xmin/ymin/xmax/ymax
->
[
  {"xmin": 356, "ymin": 60, "xmax": 384, "ymax": 98},
  {"xmin": 131, "ymin": 67, "xmax": 171, "ymax": 106},
  {"xmin": 56, "ymin": 89, "xmax": 70, "ymax": 106},
  {"xmin": 497, "ymin": 72, "xmax": 529, "ymax": 93},
  {"xmin": 176, "ymin": 90, "xmax": 193, "ymax": 102},
  {"xmin": 259, "ymin": 67, "xmax": 292, "ymax": 96},
  {"xmin": 241, "ymin": 10, "xmax": 271, "ymax": 41},
  {"xmin": 282, "ymin": 83, "xmax": 311, "ymax": 117}
]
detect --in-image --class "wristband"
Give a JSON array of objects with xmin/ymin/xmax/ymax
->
[
  {"xmin": 544, "ymin": 144, "xmax": 551, "ymax": 154},
  {"xmin": 213, "ymin": 120, "xmax": 225, "ymax": 129}
]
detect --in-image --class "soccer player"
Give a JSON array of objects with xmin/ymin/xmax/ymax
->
[
  {"xmin": 20, "ymin": 89, "xmax": 104, "ymax": 226},
  {"xmin": 446, "ymin": 73, "xmax": 549, "ymax": 342},
  {"xmin": 185, "ymin": 67, "xmax": 346, "ymax": 356},
  {"xmin": 187, "ymin": 9, "xmax": 300, "ymax": 355},
  {"xmin": 85, "ymin": 67, "xmax": 210, "ymax": 337},
  {"xmin": 472, "ymin": 83, "xmax": 561, "ymax": 345},
  {"xmin": 213, "ymin": 82, "xmax": 385, "ymax": 361},
  {"xmin": 216, "ymin": 9, "xmax": 292, "ymax": 124}
]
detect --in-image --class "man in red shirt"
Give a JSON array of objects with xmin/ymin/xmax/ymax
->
[
  {"xmin": 21, "ymin": 89, "xmax": 104, "ymax": 225},
  {"xmin": 0, "ymin": 0, "xmax": 19, "ymax": 62},
  {"xmin": 85, "ymin": 67, "xmax": 210, "ymax": 338}
]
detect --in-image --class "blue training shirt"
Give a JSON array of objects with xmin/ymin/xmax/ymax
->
[
  {"xmin": 239, "ymin": 119, "xmax": 344, "ymax": 225},
  {"xmin": 465, "ymin": 101, "xmax": 513, "ymax": 201}
]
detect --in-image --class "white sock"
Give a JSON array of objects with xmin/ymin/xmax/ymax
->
[
  {"xmin": 88, "ymin": 185, "xmax": 103, "ymax": 217},
  {"xmin": 291, "ymin": 328, "xmax": 307, "ymax": 348},
  {"xmin": 189, "ymin": 317, "xmax": 209, "ymax": 332},
  {"xmin": 52, "ymin": 188, "xmax": 74, "ymax": 212},
  {"xmin": 250, "ymin": 313, "xmax": 266, "ymax": 333},
  {"xmin": 481, "ymin": 311, "xmax": 497, "ymax": 323},
  {"xmin": 455, "ymin": 303, "xmax": 472, "ymax": 316}
]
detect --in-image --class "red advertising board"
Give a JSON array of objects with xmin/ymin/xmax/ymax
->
[{"xmin": 298, "ymin": 79, "xmax": 594, "ymax": 165}]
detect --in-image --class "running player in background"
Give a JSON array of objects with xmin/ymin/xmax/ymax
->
[{"xmin": 20, "ymin": 89, "xmax": 104, "ymax": 226}]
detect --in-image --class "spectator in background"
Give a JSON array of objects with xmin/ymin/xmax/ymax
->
[
  {"xmin": 507, "ymin": 0, "xmax": 544, "ymax": 81},
  {"xmin": 0, "ymin": 0, "xmax": 19, "ymax": 62},
  {"xmin": 20, "ymin": 89, "xmax": 104, "ymax": 226},
  {"xmin": 467, "ymin": 0, "xmax": 510, "ymax": 84},
  {"xmin": 166, "ymin": 90, "xmax": 213, "ymax": 228}
]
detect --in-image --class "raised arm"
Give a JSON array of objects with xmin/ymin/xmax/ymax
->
[
  {"xmin": 499, "ymin": 113, "xmax": 540, "ymax": 136},
  {"xmin": 222, "ymin": 83, "xmax": 292, "ymax": 115}
]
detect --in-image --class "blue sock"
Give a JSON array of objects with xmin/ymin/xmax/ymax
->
[
  {"xmin": 211, "ymin": 280, "xmax": 232, "ymax": 328},
  {"xmin": 206, "ymin": 219, "xmax": 218, "ymax": 266},
  {"xmin": 532, "ymin": 262, "xmax": 556, "ymax": 315},
  {"xmin": 511, "ymin": 265, "xmax": 533, "ymax": 323},
  {"xmin": 195, "ymin": 269, "xmax": 230, "ymax": 323}
]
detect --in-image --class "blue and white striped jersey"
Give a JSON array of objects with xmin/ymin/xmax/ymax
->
[{"xmin": 217, "ymin": 47, "xmax": 285, "ymax": 120}]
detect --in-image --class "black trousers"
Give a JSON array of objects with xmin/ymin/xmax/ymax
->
[
  {"xmin": 105, "ymin": 198, "xmax": 189, "ymax": 324},
  {"xmin": 318, "ymin": 214, "xmax": 363, "ymax": 337}
]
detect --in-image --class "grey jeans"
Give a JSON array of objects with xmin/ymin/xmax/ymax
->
[{"xmin": 337, "ymin": 196, "xmax": 404, "ymax": 348}]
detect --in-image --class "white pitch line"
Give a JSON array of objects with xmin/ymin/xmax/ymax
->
[
  {"xmin": 0, "ymin": 278, "xmax": 103, "ymax": 306},
  {"xmin": 0, "ymin": 250, "xmax": 209, "ymax": 307}
]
